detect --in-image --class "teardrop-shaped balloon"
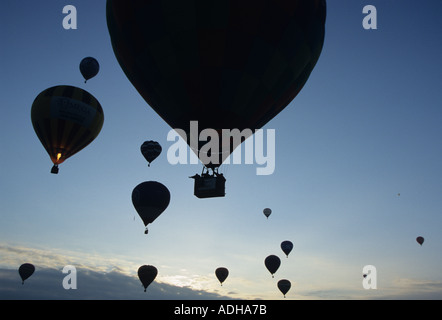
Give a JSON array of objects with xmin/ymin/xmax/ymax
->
[
  {"xmin": 107, "ymin": 0, "xmax": 326, "ymax": 169},
  {"xmin": 141, "ymin": 141, "xmax": 162, "ymax": 167},
  {"xmin": 277, "ymin": 279, "xmax": 291, "ymax": 298},
  {"xmin": 18, "ymin": 263, "xmax": 35, "ymax": 284},
  {"xmin": 31, "ymin": 85, "xmax": 104, "ymax": 174},
  {"xmin": 138, "ymin": 265, "xmax": 158, "ymax": 292},
  {"xmin": 215, "ymin": 267, "xmax": 229, "ymax": 286},
  {"xmin": 132, "ymin": 181, "xmax": 171, "ymax": 233},
  {"xmin": 264, "ymin": 255, "xmax": 281, "ymax": 278},
  {"xmin": 416, "ymin": 236, "xmax": 424, "ymax": 246},
  {"xmin": 281, "ymin": 240, "xmax": 293, "ymax": 258},
  {"xmin": 80, "ymin": 57, "xmax": 100, "ymax": 83},
  {"xmin": 263, "ymin": 208, "xmax": 272, "ymax": 219}
]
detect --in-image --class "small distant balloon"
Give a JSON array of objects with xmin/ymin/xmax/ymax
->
[
  {"xmin": 264, "ymin": 255, "xmax": 281, "ymax": 278},
  {"xmin": 18, "ymin": 263, "xmax": 35, "ymax": 284},
  {"xmin": 138, "ymin": 265, "xmax": 158, "ymax": 292},
  {"xmin": 277, "ymin": 279, "xmax": 291, "ymax": 298},
  {"xmin": 416, "ymin": 236, "xmax": 424, "ymax": 246},
  {"xmin": 141, "ymin": 141, "xmax": 162, "ymax": 167},
  {"xmin": 80, "ymin": 57, "xmax": 99, "ymax": 83},
  {"xmin": 281, "ymin": 241, "xmax": 293, "ymax": 258},
  {"xmin": 263, "ymin": 208, "xmax": 272, "ymax": 219},
  {"xmin": 215, "ymin": 267, "xmax": 229, "ymax": 286}
]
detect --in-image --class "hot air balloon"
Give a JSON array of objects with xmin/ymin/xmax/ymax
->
[
  {"xmin": 141, "ymin": 141, "xmax": 162, "ymax": 167},
  {"xmin": 277, "ymin": 279, "xmax": 291, "ymax": 298},
  {"xmin": 281, "ymin": 240, "xmax": 293, "ymax": 258},
  {"xmin": 106, "ymin": 0, "xmax": 326, "ymax": 173},
  {"xmin": 263, "ymin": 208, "xmax": 272, "ymax": 219},
  {"xmin": 18, "ymin": 263, "xmax": 35, "ymax": 285},
  {"xmin": 31, "ymin": 85, "xmax": 104, "ymax": 174},
  {"xmin": 264, "ymin": 255, "xmax": 281, "ymax": 278},
  {"xmin": 80, "ymin": 57, "xmax": 100, "ymax": 83},
  {"xmin": 138, "ymin": 265, "xmax": 158, "ymax": 292},
  {"xmin": 416, "ymin": 236, "xmax": 424, "ymax": 246},
  {"xmin": 132, "ymin": 181, "xmax": 171, "ymax": 234},
  {"xmin": 215, "ymin": 267, "xmax": 229, "ymax": 286}
]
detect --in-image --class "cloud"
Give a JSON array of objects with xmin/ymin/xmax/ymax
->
[
  {"xmin": 0, "ymin": 267, "xmax": 232, "ymax": 300},
  {"xmin": 0, "ymin": 243, "xmax": 234, "ymax": 300}
]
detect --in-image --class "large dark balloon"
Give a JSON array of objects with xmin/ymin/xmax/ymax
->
[
  {"xmin": 132, "ymin": 181, "xmax": 171, "ymax": 233},
  {"xmin": 138, "ymin": 265, "xmax": 158, "ymax": 292},
  {"xmin": 215, "ymin": 267, "xmax": 229, "ymax": 286},
  {"xmin": 31, "ymin": 85, "xmax": 104, "ymax": 174},
  {"xmin": 18, "ymin": 263, "xmax": 35, "ymax": 284},
  {"xmin": 107, "ymin": 0, "xmax": 326, "ymax": 168},
  {"xmin": 416, "ymin": 236, "xmax": 424, "ymax": 246},
  {"xmin": 277, "ymin": 279, "xmax": 291, "ymax": 298},
  {"xmin": 141, "ymin": 141, "xmax": 162, "ymax": 166},
  {"xmin": 264, "ymin": 255, "xmax": 281, "ymax": 278},
  {"xmin": 80, "ymin": 57, "xmax": 100, "ymax": 83},
  {"xmin": 281, "ymin": 240, "xmax": 293, "ymax": 258}
]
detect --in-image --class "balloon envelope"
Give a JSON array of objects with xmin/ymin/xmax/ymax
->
[
  {"xmin": 215, "ymin": 267, "xmax": 229, "ymax": 285},
  {"xmin": 277, "ymin": 279, "xmax": 291, "ymax": 298},
  {"xmin": 106, "ymin": 0, "xmax": 326, "ymax": 168},
  {"xmin": 18, "ymin": 263, "xmax": 35, "ymax": 284},
  {"xmin": 138, "ymin": 265, "xmax": 158, "ymax": 292},
  {"xmin": 416, "ymin": 236, "xmax": 424, "ymax": 246},
  {"xmin": 141, "ymin": 141, "xmax": 162, "ymax": 166},
  {"xmin": 263, "ymin": 208, "xmax": 272, "ymax": 219},
  {"xmin": 31, "ymin": 85, "xmax": 104, "ymax": 173},
  {"xmin": 132, "ymin": 181, "xmax": 171, "ymax": 228},
  {"xmin": 80, "ymin": 57, "xmax": 100, "ymax": 82},
  {"xmin": 281, "ymin": 240, "xmax": 293, "ymax": 257},
  {"xmin": 264, "ymin": 255, "xmax": 281, "ymax": 277}
]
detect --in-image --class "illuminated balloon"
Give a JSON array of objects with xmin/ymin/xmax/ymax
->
[
  {"xmin": 138, "ymin": 265, "xmax": 158, "ymax": 292},
  {"xmin": 107, "ymin": 0, "xmax": 326, "ymax": 169},
  {"xmin": 18, "ymin": 263, "xmax": 35, "ymax": 285},
  {"xmin": 132, "ymin": 181, "xmax": 171, "ymax": 234},
  {"xmin": 281, "ymin": 241, "xmax": 293, "ymax": 258},
  {"xmin": 215, "ymin": 267, "xmax": 229, "ymax": 286},
  {"xmin": 416, "ymin": 236, "xmax": 424, "ymax": 246},
  {"xmin": 277, "ymin": 279, "xmax": 291, "ymax": 298},
  {"xmin": 31, "ymin": 85, "xmax": 104, "ymax": 174},
  {"xmin": 264, "ymin": 255, "xmax": 281, "ymax": 278},
  {"xmin": 80, "ymin": 57, "xmax": 100, "ymax": 83},
  {"xmin": 141, "ymin": 141, "xmax": 162, "ymax": 167},
  {"xmin": 263, "ymin": 208, "xmax": 272, "ymax": 219}
]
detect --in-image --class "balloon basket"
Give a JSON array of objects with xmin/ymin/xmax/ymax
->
[
  {"xmin": 191, "ymin": 172, "xmax": 226, "ymax": 199},
  {"xmin": 51, "ymin": 165, "xmax": 59, "ymax": 174}
]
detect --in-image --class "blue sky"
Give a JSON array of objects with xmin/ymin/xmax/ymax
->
[{"xmin": 1, "ymin": 0, "xmax": 442, "ymax": 300}]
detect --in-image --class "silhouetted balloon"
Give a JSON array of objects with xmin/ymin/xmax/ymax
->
[
  {"xmin": 215, "ymin": 267, "xmax": 229, "ymax": 286},
  {"xmin": 416, "ymin": 236, "xmax": 424, "ymax": 246},
  {"xmin": 107, "ymin": 0, "xmax": 326, "ymax": 169},
  {"xmin": 281, "ymin": 241, "xmax": 293, "ymax": 258},
  {"xmin": 132, "ymin": 181, "xmax": 171, "ymax": 234},
  {"xmin": 80, "ymin": 57, "xmax": 100, "ymax": 83},
  {"xmin": 18, "ymin": 263, "xmax": 35, "ymax": 284},
  {"xmin": 264, "ymin": 255, "xmax": 281, "ymax": 278},
  {"xmin": 263, "ymin": 208, "xmax": 272, "ymax": 219},
  {"xmin": 141, "ymin": 141, "xmax": 162, "ymax": 167},
  {"xmin": 138, "ymin": 265, "xmax": 158, "ymax": 292},
  {"xmin": 31, "ymin": 85, "xmax": 104, "ymax": 174},
  {"xmin": 277, "ymin": 279, "xmax": 291, "ymax": 298}
]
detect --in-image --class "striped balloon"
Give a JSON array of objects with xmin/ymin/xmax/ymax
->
[{"xmin": 31, "ymin": 85, "xmax": 104, "ymax": 173}]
